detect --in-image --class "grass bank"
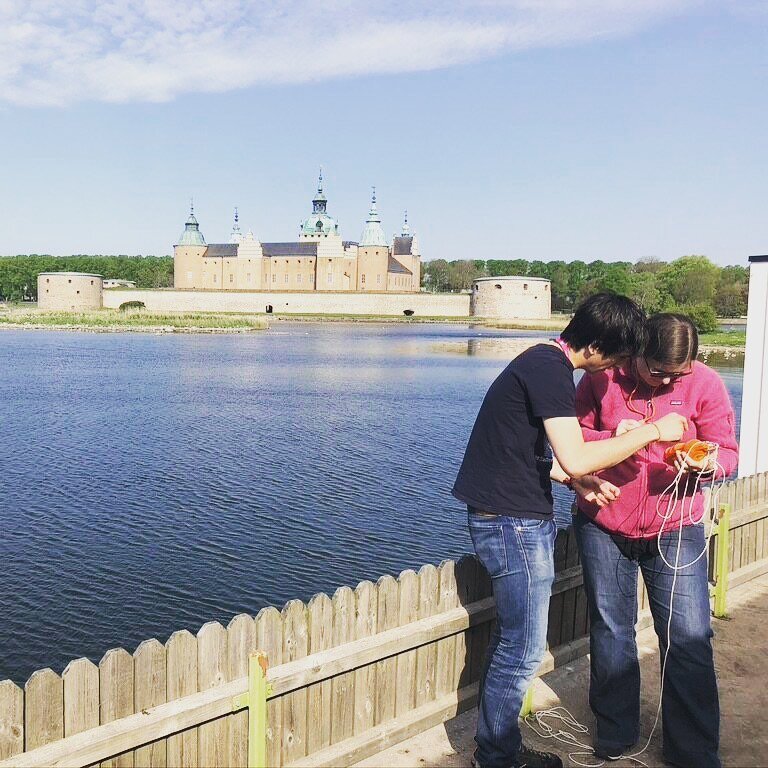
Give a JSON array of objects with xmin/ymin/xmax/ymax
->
[
  {"xmin": 0, "ymin": 308, "xmax": 268, "ymax": 332},
  {"xmin": 698, "ymin": 331, "xmax": 746, "ymax": 347}
]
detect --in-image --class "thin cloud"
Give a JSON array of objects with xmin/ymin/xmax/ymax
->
[{"xmin": 0, "ymin": 0, "xmax": 701, "ymax": 107}]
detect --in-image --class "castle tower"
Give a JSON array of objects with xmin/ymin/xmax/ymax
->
[
  {"xmin": 229, "ymin": 207, "xmax": 243, "ymax": 244},
  {"xmin": 300, "ymin": 169, "xmax": 340, "ymax": 240},
  {"xmin": 359, "ymin": 187, "xmax": 388, "ymax": 246},
  {"xmin": 357, "ymin": 187, "xmax": 389, "ymax": 290},
  {"xmin": 392, "ymin": 210, "xmax": 421, "ymax": 292},
  {"xmin": 177, "ymin": 201, "xmax": 205, "ymax": 246},
  {"xmin": 174, "ymin": 202, "xmax": 208, "ymax": 288}
]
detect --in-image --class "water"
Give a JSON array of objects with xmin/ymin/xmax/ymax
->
[{"xmin": 0, "ymin": 324, "xmax": 744, "ymax": 683}]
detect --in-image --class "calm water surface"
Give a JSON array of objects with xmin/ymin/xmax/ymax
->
[{"xmin": 0, "ymin": 324, "xmax": 744, "ymax": 682}]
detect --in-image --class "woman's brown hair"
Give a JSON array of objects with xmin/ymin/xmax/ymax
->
[{"xmin": 645, "ymin": 313, "xmax": 698, "ymax": 366}]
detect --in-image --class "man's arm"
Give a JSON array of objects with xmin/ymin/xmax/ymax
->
[{"xmin": 545, "ymin": 413, "xmax": 687, "ymax": 478}]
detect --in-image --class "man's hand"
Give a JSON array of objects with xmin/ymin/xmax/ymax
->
[
  {"xmin": 571, "ymin": 475, "xmax": 621, "ymax": 508},
  {"xmin": 615, "ymin": 419, "xmax": 642, "ymax": 436},
  {"xmin": 653, "ymin": 413, "xmax": 688, "ymax": 442}
]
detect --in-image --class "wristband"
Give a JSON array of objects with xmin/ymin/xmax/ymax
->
[{"xmin": 649, "ymin": 422, "xmax": 662, "ymax": 442}]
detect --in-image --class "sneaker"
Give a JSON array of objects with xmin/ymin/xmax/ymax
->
[
  {"xmin": 514, "ymin": 745, "xmax": 563, "ymax": 768},
  {"xmin": 470, "ymin": 745, "xmax": 563, "ymax": 768}
]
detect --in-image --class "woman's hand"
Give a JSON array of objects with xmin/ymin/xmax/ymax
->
[
  {"xmin": 571, "ymin": 475, "xmax": 621, "ymax": 508},
  {"xmin": 672, "ymin": 449, "xmax": 714, "ymax": 475},
  {"xmin": 615, "ymin": 419, "xmax": 642, "ymax": 436}
]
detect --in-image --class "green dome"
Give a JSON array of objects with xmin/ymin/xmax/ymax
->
[
  {"xmin": 359, "ymin": 187, "xmax": 387, "ymax": 246},
  {"xmin": 178, "ymin": 207, "xmax": 205, "ymax": 246},
  {"xmin": 300, "ymin": 170, "xmax": 339, "ymax": 237}
]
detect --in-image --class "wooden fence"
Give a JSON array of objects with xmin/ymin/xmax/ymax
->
[{"xmin": 1, "ymin": 471, "xmax": 767, "ymax": 768}]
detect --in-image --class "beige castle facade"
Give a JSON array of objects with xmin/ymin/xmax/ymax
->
[{"xmin": 174, "ymin": 176, "xmax": 421, "ymax": 294}]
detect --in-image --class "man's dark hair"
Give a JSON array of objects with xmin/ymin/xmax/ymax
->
[{"xmin": 561, "ymin": 292, "xmax": 646, "ymax": 358}]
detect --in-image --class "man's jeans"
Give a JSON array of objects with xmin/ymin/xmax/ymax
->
[
  {"xmin": 468, "ymin": 511, "xmax": 557, "ymax": 768},
  {"xmin": 574, "ymin": 514, "xmax": 720, "ymax": 768}
]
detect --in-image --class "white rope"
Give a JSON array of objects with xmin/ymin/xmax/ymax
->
[{"xmin": 525, "ymin": 445, "xmax": 728, "ymax": 765}]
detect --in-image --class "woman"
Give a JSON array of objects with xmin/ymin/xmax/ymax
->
[{"xmin": 571, "ymin": 313, "xmax": 738, "ymax": 768}]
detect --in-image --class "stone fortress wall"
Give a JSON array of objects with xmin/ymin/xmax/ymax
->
[
  {"xmin": 42, "ymin": 277, "xmax": 553, "ymax": 320},
  {"xmin": 38, "ymin": 273, "xmax": 103, "ymax": 311},
  {"xmin": 101, "ymin": 289, "xmax": 471, "ymax": 317},
  {"xmin": 470, "ymin": 276, "xmax": 551, "ymax": 319}
]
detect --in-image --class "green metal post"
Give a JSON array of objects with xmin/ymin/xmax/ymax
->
[
  {"xmin": 233, "ymin": 652, "xmax": 270, "ymax": 768},
  {"xmin": 713, "ymin": 503, "xmax": 731, "ymax": 618},
  {"xmin": 248, "ymin": 651, "xmax": 269, "ymax": 768},
  {"xmin": 520, "ymin": 685, "xmax": 534, "ymax": 718}
]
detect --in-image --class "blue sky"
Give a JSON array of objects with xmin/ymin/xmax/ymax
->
[{"xmin": 0, "ymin": 1, "xmax": 765, "ymax": 266}]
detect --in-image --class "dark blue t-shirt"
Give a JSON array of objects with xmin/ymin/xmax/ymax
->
[{"xmin": 452, "ymin": 343, "xmax": 575, "ymax": 519}]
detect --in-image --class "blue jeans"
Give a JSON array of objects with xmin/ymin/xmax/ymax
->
[
  {"xmin": 468, "ymin": 511, "xmax": 557, "ymax": 768},
  {"xmin": 574, "ymin": 514, "xmax": 720, "ymax": 768}
]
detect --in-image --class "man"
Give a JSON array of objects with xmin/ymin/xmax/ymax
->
[{"xmin": 452, "ymin": 293, "xmax": 688, "ymax": 768}]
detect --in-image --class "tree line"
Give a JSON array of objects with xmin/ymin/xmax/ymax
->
[
  {"xmin": 422, "ymin": 255, "xmax": 749, "ymax": 331},
  {"xmin": 0, "ymin": 255, "xmax": 174, "ymax": 301}
]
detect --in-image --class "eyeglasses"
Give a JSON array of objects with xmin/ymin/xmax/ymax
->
[{"xmin": 643, "ymin": 357, "xmax": 693, "ymax": 380}]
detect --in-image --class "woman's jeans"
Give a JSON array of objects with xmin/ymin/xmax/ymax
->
[
  {"xmin": 574, "ymin": 514, "xmax": 720, "ymax": 768},
  {"xmin": 468, "ymin": 511, "xmax": 557, "ymax": 768}
]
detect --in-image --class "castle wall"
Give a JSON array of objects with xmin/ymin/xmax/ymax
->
[
  {"xmin": 470, "ymin": 277, "xmax": 551, "ymax": 319},
  {"xmin": 102, "ymin": 289, "xmax": 470, "ymax": 317},
  {"xmin": 38, "ymin": 273, "xmax": 103, "ymax": 310}
]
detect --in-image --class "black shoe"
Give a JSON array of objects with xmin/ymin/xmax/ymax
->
[
  {"xmin": 513, "ymin": 744, "xmax": 563, "ymax": 768},
  {"xmin": 470, "ymin": 745, "xmax": 563, "ymax": 768},
  {"xmin": 594, "ymin": 742, "xmax": 632, "ymax": 761}
]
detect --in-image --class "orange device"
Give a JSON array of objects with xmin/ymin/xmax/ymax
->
[{"xmin": 664, "ymin": 439, "xmax": 712, "ymax": 465}]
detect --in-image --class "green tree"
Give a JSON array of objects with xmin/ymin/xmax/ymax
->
[
  {"xmin": 658, "ymin": 256, "xmax": 719, "ymax": 306},
  {"xmin": 680, "ymin": 302, "xmax": 718, "ymax": 333}
]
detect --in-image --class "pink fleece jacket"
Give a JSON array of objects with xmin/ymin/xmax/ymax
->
[{"xmin": 574, "ymin": 361, "xmax": 738, "ymax": 538}]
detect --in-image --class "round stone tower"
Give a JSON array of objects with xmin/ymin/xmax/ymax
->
[
  {"xmin": 471, "ymin": 276, "xmax": 551, "ymax": 319},
  {"xmin": 38, "ymin": 272, "xmax": 103, "ymax": 310}
]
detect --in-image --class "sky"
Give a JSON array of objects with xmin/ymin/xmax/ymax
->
[{"xmin": 0, "ymin": 1, "xmax": 766, "ymax": 266}]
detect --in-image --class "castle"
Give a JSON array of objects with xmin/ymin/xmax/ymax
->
[{"xmin": 174, "ymin": 173, "xmax": 421, "ymax": 293}]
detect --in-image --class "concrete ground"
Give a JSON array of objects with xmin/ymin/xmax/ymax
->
[{"xmin": 356, "ymin": 573, "xmax": 768, "ymax": 768}]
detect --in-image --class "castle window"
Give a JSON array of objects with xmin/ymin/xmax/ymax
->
[
  {"xmin": 495, "ymin": 284, "xmax": 502, "ymax": 289},
  {"xmin": 310, "ymin": 274, "xmax": 314, "ymax": 283},
  {"xmin": 90, "ymin": 280, "xmax": 94, "ymax": 285},
  {"xmin": 545, "ymin": 284, "xmax": 549, "ymax": 290},
  {"xmin": 247, "ymin": 273, "xmax": 251, "ymax": 282},
  {"xmin": 377, "ymin": 274, "xmax": 381, "ymax": 285},
  {"xmin": 230, "ymin": 274, "xmax": 234, "ymax": 283},
  {"xmin": 76, "ymin": 290, "xmax": 80, "ymax": 294},
  {"xmin": 284, "ymin": 274, "xmax": 289, "ymax": 283},
  {"xmin": 523, "ymin": 283, "xmax": 528, "ymax": 290},
  {"xmin": 361, "ymin": 274, "xmax": 366, "ymax": 285},
  {"xmin": 272, "ymin": 274, "xmax": 276, "ymax": 283},
  {"xmin": 327, "ymin": 273, "xmax": 333, "ymax": 284},
  {"xmin": 297, "ymin": 274, "xmax": 302, "ymax": 284},
  {"xmin": 46, "ymin": 278, "xmax": 49, "ymax": 283},
  {"xmin": 213, "ymin": 274, "xmax": 217, "ymax": 283},
  {"xmin": 68, "ymin": 279, "xmax": 72, "ymax": 283}
]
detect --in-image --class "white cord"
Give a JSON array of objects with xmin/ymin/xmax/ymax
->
[{"xmin": 525, "ymin": 445, "xmax": 727, "ymax": 765}]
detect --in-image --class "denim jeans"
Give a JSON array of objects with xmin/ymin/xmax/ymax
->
[
  {"xmin": 574, "ymin": 513, "xmax": 720, "ymax": 768},
  {"xmin": 468, "ymin": 511, "xmax": 557, "ymax": 768}
]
